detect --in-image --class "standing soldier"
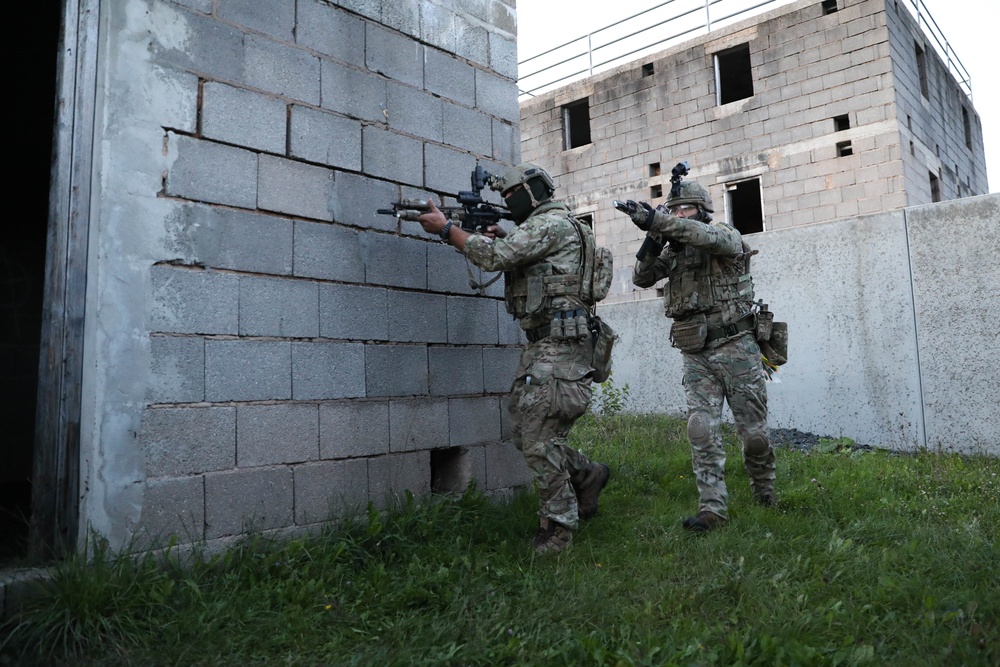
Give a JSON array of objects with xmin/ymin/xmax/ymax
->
[
  {"xmin": 417, "ymin": 163, "xmax": 611, "ymax": 556},
  {"xmin": 619, "ymin": 173, "xmax": 775, "ymax": 532}
]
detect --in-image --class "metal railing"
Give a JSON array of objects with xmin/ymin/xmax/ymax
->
[{"xmin": 518, "ymin": 0, "xmax": 972, "ymax": 100}]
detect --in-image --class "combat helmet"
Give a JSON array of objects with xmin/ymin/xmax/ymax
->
[
  {"xmin": 666, "ymin": 180, "xmax": 714, "ymax": 213},
  {"xmin": 493, "ymin": 163, "xmax": 556, "ymax": 222}
]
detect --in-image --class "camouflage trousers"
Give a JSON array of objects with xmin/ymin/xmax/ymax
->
[
  {"xmin": 509, "ymin": 337, "xmax": 595, "ymax": 530},
  {"xmin": 681, "ymin": 333, "xmax": 774, "ymax": 519}
]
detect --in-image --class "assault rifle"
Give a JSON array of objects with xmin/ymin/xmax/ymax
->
[
  {"xmin": 613, "ymin": 160, "xmax": 690, "ymax": 261},
  {"xmin": 377, "ymin": 166, "xmax": 510, "ymax": 232}
]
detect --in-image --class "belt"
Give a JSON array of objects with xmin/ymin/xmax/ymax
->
[
  {"xmin": 525, "ymin": 325, "xmax": 550, "ymax": 343},
  {"xmin": 705, "ymin": 313, "xmax": 755, "ymax": 343}
]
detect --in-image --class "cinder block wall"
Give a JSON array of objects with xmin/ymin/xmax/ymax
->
[
  {"xmin": 80, "ymin": 0, "xmax": 527, "ymax": 552},
  {"xmin": 599, "ymin": 193, "xmax": 1000, "ymax": 454},
  {"xmin": 518, "ymin": 0, "xmax": 987, "ymax": 305}
]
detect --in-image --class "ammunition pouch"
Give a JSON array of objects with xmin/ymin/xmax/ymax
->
[
  {"xmin": 759, "ymin": 321, "xmax": 788, "ymax": 366},
  {"xmin": 588, "ymin": 315, "xmax": 616, "ymax": 383},
  {"xmin": 670, "ymin": 313, "xmax": 707, "ymax": 352}
]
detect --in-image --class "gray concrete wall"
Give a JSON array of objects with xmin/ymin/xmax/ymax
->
[
  {"xmin": 78, "ymin": 0, "xmax": 528, "ymax": 552},
  {"xmin": 599, "ymin": 193, "xmax": 999, "ymax": 454}
]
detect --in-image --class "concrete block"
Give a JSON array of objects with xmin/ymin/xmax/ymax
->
[
  {"xmin": 452, "ymin": 13, "xmax": 488, "ymax": 66},
  {"xmin": 258, "ymin": 155, "xmax": 335, "ymax": 221},
  {"xmin": 475, "ymin": 69, "xmax": 520, "ymax": 123},
  {"xmin": 489, "ymin": 33, "xmax": 518, "ymax": 80},
  {"xmin": 218, "ymin": 0, "xmax": 295, "ymax": 41},
  {"xmin": 289, "ymin": 105, "xmax": 362, "ymax": 170},
  {"xmin": 498, "ymin": 304, "xmax": 523, "ymax": 345},
  {"xmin": 424, "ymin": 144, "xmax": 477, "ymax": 194},
  {"xmin": 449, "ymin": 396, "xmax": 502, "ymax": 446},
  {"xmin": 294, "ymin": 458, "xmax": 369, "ymax": 523},
  {"xmin": 447, "ymin": 295, "xmax": 499, "ymax": 344},
  {"xmin": 387, "ymin": 82, "xmax": 444, "ymax": 143},
  {"xmin": 291, "ymin": 341, "xmax": 366, "ymax": 399},
  {"xmin": 423, "ymin": 47, "xmax": 475, "ymax": 107},
  {"xmin": 149, "ymin": 335, "xmax": 205, "ymax": 404},
  {"xmin": 153, "ymin": 11, "xmax": 243, "ymax": 82},
  {"xmin": 364, "ymin": 233, "xmax": 427, "ymax": 290},
  {"xmin": 205, "ymin": 340, "xmax": 291, "ymax": 401},
  {"xmin": 429, "ymin": 347, "xmax": 484, "ymax": 395},
  {"xmin": 492, "ymin": 119, "xmax": 520, "ymax": 163},
  {"xmin": 295, "ymin": 0, "xmax": 365, "ymax": 66},
  {"xmin": 149, "ymin": 266, "xmax": 239, "ymax": 335},
  {"xmin": 205, "ymin": 467, "xmax": 294, "ymax": 538},
  {"xmin": 244, "ymin": 34, "xmax": 320, "ymax": 105},
  {"xmin": 365, "ymin": 344, "xmax": 428, "ymax": 397},
  {"xmin": 366, "ymin": 22, "xmax": 424, "ymax": 88},
  {"xmin": 320, "ymin": 401, "xmax": 390, "ymax": 458},
  {"xmin": 441, "ymin": 102, "xmax": 492, "ymax": 155},
  {"xmin": 368, "ymin": 451, "xmax": 431, "ymax": 510},
  {"xmin": 329, "ymin": 171, "xmax": 399, "ymax": 232},
  {"xmin": 389, "ymin": 398, "xmax": 449, "ymax": 451},
  {"xmin": 387, "ymin": 291, "xmax": 447, "ymax": 342},
  {"xmin": 165, "ymin": 133, "xmax": 257, "ymax": 209},
  {"xmin": 319, "ymin": 283, "xmax": 389, "ymax": 341},
  {"xmin": 239, "ymin": 275, "xmax": 319, "ymax": 337},
  {"xmin": 484, "ymin": 440, "xmax": 531, "ymax": 490},
  {"xmin": 138, "ymin": 476, "xmax": 205, "ymax": 546},
  {"xmin": 330, "ymin": 0, "xmax": 380, "ymax": 21},
  {"xmin": 171, "ymin": 0, "xmax": 212, "ymax": 13},
  {"xmin": 482, "ymin": 347, "xmax": 519, "ymax": 393},
  {"xmin": 362, "ymin": 126, "xmax": 424, "ymax": 187},
  {"xmin": 382, "ymin": 0, "xmax": 420, "ymax": 36},
  {"xmin": 166, "ymin": 204, "xmax": 293, "ymax": 275},
  {"xmin": 237, "ymin": 404, "xmax": 319, "ymax": 466},
  {"xmin": 420, "ymin": 2, "xmax": 456, "ymax": 54},
  {"xmin": 426, "ymin": 242, "xmax": 479, "ymax": 296},
  {"xmin": 320, "ymin": 60, "xmax": 388, "ymax": 123},
  {"xmin": 488, "ymin": 0, "xmax": 516, "ymax": 34},
  {"xmin": 294, "ymin": 221, "xmax": 365, "ymax": 282},
  {"xmin": 140, "ymin": 406, "xmax": 236, "ymax": 476}
]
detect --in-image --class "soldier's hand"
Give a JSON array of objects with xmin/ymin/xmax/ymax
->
[
  {"xmin": 481, "ymin": 224, "xmax": 507, "ymax": 240},
  {"xmin": 416, "ymin": 200, "xmax": 447, "ymax": 235},
  {"xmin": 629, "ymin": 201, "xmax": 656, "ymax": 231}
]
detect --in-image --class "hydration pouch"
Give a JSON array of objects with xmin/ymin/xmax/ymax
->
[
  {"xmin": 670, "ymin": 313, "xmax": 707, "ymax": 352},
  {"xmin": 760, "ymin": 321, "xmax": 788, "ymax": 366},
  {"xmin": 588, "ymin": 316, "xmax": 616, "ymax": 383}
]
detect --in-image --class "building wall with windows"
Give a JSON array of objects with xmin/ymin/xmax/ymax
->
[{"xmin": 518, "ymin": 0, "xmax": 988, "ymax": 304}]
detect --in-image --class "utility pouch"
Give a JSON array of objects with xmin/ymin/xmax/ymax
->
[
  {"xmin": 588, "ymin": 316, "xmax": 616, "ymax": 383},
  {"xmin": 670, "ymin": 313, "xmax": 707, "ymax": 352},
  {"xmin": 760, "ymin": 321, "xmax": 788, "ymax": 366},
  {"xmin": 755, "ymin": 304, "xmax": 774, "ymax": 342}
]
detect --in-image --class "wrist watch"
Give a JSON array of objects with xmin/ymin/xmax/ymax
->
[{"xmin": 439, "ymin": 221, "xmax": 454, "ymax": 240}]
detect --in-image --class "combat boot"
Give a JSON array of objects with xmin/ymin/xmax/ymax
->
[
  {"xmin": 681, "ymin": 511, "xmax": 727, "ymax": 533},
  {"xmin": 574, "ymin": 462, "xmax": 611, "ymax": 520},
  {"xmin": 532, "ymin": 517, "xmax": 573, "ymax": 556},
  {"xmin": 752, "ymin": 489, "xmax": 777, "ymax": 508}
]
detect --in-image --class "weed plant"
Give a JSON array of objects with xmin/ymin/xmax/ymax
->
[{"xmin": 2, "ymin": 415, "xmax": 997, "ymax": 666}]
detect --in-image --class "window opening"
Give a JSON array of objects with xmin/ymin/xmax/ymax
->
[
  {"xmin": 651, "ymin": 184, "xmax": 663, "ymax": 198},
  {"xmin": 833, "ymin": 114, "xmax": 850, "ymax": 132},
  {"xmin": 929, "ymin": 172, "xmax": 941, "ymax": 202},
  {"xmin": 727, "ymin": 179, "xmax": 764, "ymax": 234},
  {"xmin": 821, "ymin": 0, "xmax": 839, "ymax": 14},
  {"xmin": 642, "ymin": 63, "xmax": 654, "ymax": 77},
  {"xmin": 562, "ymin": 99, "xmax": 592, "ymax": 150},
  {"xmin": 915, "ymin": 42, "xmax": 929, "ymax": 98},
  {"xmin": 715, "ymin": 43, "xmax": 754, "ymax": 105},
  {"xmin": 836, "ymin": 141, "xmax": 853, "ymax": 157},
  {"xmin": 649, "ymin": 162, "xmax": 661, "ymax": 177},
  {"xmin": 962, "ymin": 106, "xmax": 972, "ymax": 149},
  {"xmin": 575, "ymin": 213, "xmax": 594, "ymax": 228}
]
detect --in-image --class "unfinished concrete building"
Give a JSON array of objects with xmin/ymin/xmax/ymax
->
[{"xmin": 519, "ymin": 0, "xmax": 988, "ymax": 302}]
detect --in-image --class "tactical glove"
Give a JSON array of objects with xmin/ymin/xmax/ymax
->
[{"xmin": 628, "ymin": 201, "xmax": 656, "ymax": 231}]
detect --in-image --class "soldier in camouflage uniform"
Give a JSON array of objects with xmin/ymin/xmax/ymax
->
[
  {"xmin": 417, "ymin": 163, "xmax": 611, "ymax": 556},
  {"xmin": 623, "ymin": 179, "xmax": 775, "ymax": 532}
]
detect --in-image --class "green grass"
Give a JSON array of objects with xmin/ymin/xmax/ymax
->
[{"xmin": 2, "ymin": 414, "xmax": 997, "ymax": 666}]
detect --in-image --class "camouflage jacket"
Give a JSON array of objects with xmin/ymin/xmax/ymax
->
[
  {"xmin": 632, "ymin": 211, "xmax": 755, "ymax": 328},
  {"xmin": 464, "ymin": 201, "xmax": 590, "ymax": 331}
]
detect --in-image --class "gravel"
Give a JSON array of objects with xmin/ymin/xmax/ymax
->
[{"xmin": 768, "ymin": 427, "xmax": 872, "ymax": 453}]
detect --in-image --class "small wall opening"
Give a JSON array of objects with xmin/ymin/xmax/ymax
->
[
  {"xmin": 833, "ymin": 114, "xmax": 850, "ymax": 132},
  {"xmin": 915, "ymin": 42, "xmax": 929, "ymax": 98},
  {"xmin": 651, "ymin": 184, "xmax": 662, "ymax": 198},
  {"xmin": 575, "ymin": 213, "xmax": 594, "ymax": 228},
  {"xmin": 821, "ymin": 0, "xmax": 839, "ymax": 14},
  {"xmin": 836, "ymin": 140, "xmax": 853, "ymax": 157},
  {"xmin": 431, "ymin": 447, "xmax": 473, "ymax": 494},
  {"xmin": 929, "ymin": 172, "xmax": 941, "ymax": 202},
  {"xmin": 715, "ymin": 43, "xmax": 754, "ymax": 105},
  {"xmin": 727, "ymin": 179, "xmax": 764, "ymax": 234},
  {"xmin": 649, "ymin": 162, "xmax": 661, "ymax": 177},
  {"xmin": 562, "ymin": 99, "xmax": 592, "ymax": 150},
  {"xmin": 641, "ymin": 63, "xmax": 654, "ymax": 77},
  {"xmin": 962, "ymin": 105, "xmax": 972, "ymax": 149}
]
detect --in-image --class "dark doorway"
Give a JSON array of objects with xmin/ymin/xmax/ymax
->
[
  {"xmin": 1, "ymin": 2, "xmax": 60, "ymax": 565},
  {"xmin": 727, "ymin": 179, "xmax": 764, "ymax": 234}
]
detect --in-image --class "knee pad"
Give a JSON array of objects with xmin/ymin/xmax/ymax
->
[
  {"xmin": 687, "ymin": 412, "xmax": 710, "ymax": 446},
  {"xmin": 745, "ymin": 431, "xmax": 769, "ymax": 457}
]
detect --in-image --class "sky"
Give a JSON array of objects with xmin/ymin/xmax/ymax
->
[{"xmin": 516, "ymin": 0, "xmax": 999, "ymax": 192}]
